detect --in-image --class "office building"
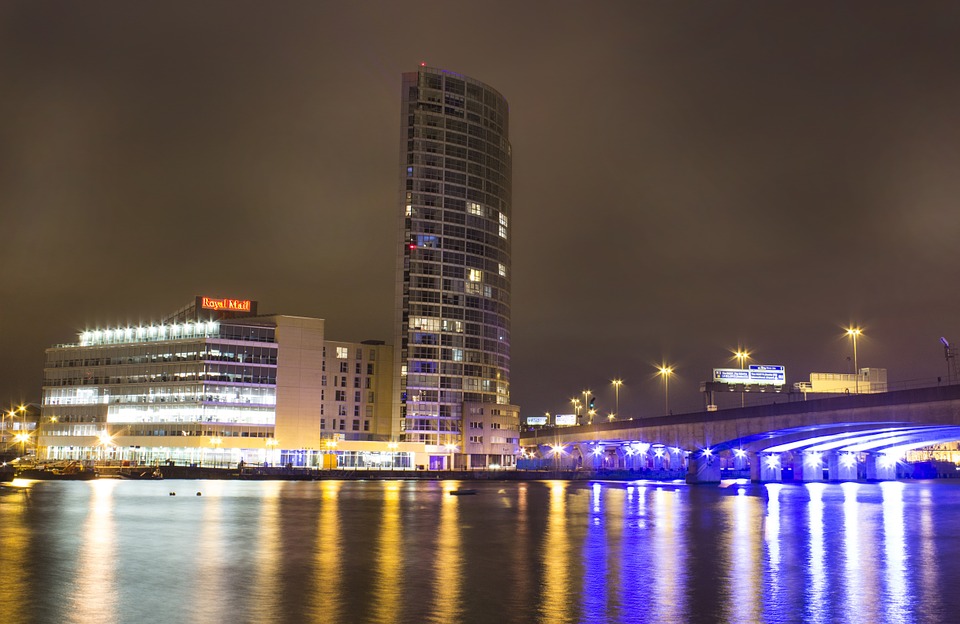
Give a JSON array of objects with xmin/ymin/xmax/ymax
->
[{"xmin": 37, "ymin": 297, "xmax": 418, "ymax": 467}]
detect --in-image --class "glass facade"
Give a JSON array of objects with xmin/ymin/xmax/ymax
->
[
  {"xmin": 395, "ymin": 66, "xmax": 512, "ymax": 447},
  {"xmin": 41, "ymin": 321, "xmax": 279, "ymax": 454}
]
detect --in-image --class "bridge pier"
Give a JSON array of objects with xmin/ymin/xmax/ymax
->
[
  {"xmin": 826, "ymin": 452, "xmax": 857, "ymax": 481},
  {"xmin": 865, "ymin": 453, "xmax": 896, "ymax": 481},
  {"xmin": 798, "ymin": 452, "xmax": 825, "ymax": 482},
  {"xmin": 757, "ymin": 453, "xmax": 782, "ymax": 482},
  {"xmin": 669, "ymin": 447, "xmax": 686, "ymax": 472},
  {"xmin": 685, "ymin": 453, "xmax": 721, "ymax": 484}
]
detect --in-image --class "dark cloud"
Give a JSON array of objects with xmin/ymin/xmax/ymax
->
[{"xmin": 2, "ymin": 2, "xmax": 959, "ymax": 417}]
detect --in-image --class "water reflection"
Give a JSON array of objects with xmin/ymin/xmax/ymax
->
[
  {"xmin": 917, "ymin": 487, "xmax": 942, "ymax": 621},
  {"xmin": 71, "ymin": 480, "xmax": 118, "ymax": 623},
  {"xmin": 649, "ymin": 487, "xmax": 685, "ymax": 621},
  {"xmin": 311, "ymin": 480, "xmax": 343, "ymax": 623},
  {"xmin": 249, "ymin": 481, "xmax": 283, "ymax": 622},
  {"xmin": 0, "ymin": 485, "xmax": 30, "ymax": 623},
  {"xmin": 763, "ymin": 483, "xmax": 784, "ymax": 618},
  {"xmin": 805, "ymin": 483, "xmax": 827, "ymax": 623},
  {"xmin": 191, "ymin": 480, "xmax": 226, "ymax": 624},
  {"xmin": 841, "ymin": 482, "xmax": 867, "ymax": 619},
  {"xmin": 540, "ymin": 481, "xmax": 571, "ymax": 622},
  {"xmin": 880, "ymin": 482, "xmax": 908, "ymax": 621},
  {"xmin": 7, "ymin": 479, "xmax": 960, "ymax": 623},
  {"xmin": 431, "ymin": 482, "xmax": 462, "ymax": 623},
  {"xmin": 722, "ymin": 486, "xmax": 761, "ymax": 623},
  {"xmin": 581, "ymin": 483, "xmax": 607, "ymax": 621},
  {"xmin": 371, "ymin": 482, "xmax": 402, "ymax": 624}
]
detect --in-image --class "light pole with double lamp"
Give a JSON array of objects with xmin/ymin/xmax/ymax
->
[
  {"xmin": 846, "ymin": 327, "xmax": 862, "ymax": 393},
  {"xmin": 734, "ymin": 349, "xmax": 750, "ymax": 407},
  {"xmin": 611, "ymin": 379, "xmax": 623, "ymax": 419},
  {"xmin": 657, "ymin": 365, "xmax": 674, "ymax": 416}
]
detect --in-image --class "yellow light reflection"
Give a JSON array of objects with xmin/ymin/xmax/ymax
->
[
  {"xmin": 0, "ymin": 484, "xmax": 30, "ymax": 622},
  {"xmin": 72, "ymin": 479, "xmax": 118, "ymax": 621},
  {"xmin": 248, "ymin": 481, "xmax": 283, "ymax": 622},
  {"xmin": 431, "ymin": 482, "xmax": 462, "ymax": 622},
  {"xmin": 370, "ymin": 482, "xmax": 402, "ymax": 624},
  {"xmin": 192, "ymin": 480, "xmax": 226, "ymax": 623},
  {"xmin": 539, "ymin": 482, "xmax": 571, "ymax": 622},
  {"xmin": 311, "ymin": 480, "xmax": 343, "ymax": 623},
  {"xmin": 512, "ymin": 485, "xmax": 531, "ymax": 607}
]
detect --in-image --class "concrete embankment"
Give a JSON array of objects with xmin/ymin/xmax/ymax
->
[{"xmin": 98, "ymin": 465, "xmax": 688, "ymax": 481}]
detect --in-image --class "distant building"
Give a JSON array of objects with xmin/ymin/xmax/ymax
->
[
  {"xmin": 794, "ymin": 368, "xmax": 888, "ymax": 395},
  {"xmin": 393, "ymin": 65, "xmax": 520, "ymax": 469}
]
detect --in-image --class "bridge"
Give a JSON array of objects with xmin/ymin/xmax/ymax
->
[{"xmin": 519, "ymin": 384, "xmax": 960, "ymax": 483}]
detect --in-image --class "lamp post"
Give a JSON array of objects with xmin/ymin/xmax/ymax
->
[
  {"xmin": 734, "ymin": 349, "xmax": 750, "ymax": 407},
  {"xmin": 611, "ymin": 379, "xmax": 623, "ymax": 420},
  {"xmin": 210, "ymin": 436, "xmax": 222, "ymax": 468},
  {"xmin": 388, "ymin": 441, "xmax": 398, "ymax": 470},
  {"xmin": 846, "ymin": 328, "xmax": 862, "ymax": 394},
  {"xmin": 445, "ymin": 443, "xmax": 457, "ymax": 471},
  {"xmin": 581, "ymin": 390, "xmax": 592, "ymax": 424},
  {"xmin": 657, "ymin": 365, "xmax": 674, "ymax": 416},
  {"xmin": 266, "ymin": 437, "xmax": 279, "ymax": 467}
]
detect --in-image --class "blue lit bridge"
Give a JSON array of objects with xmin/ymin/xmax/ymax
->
[{"xmin": 519, "ymin": 385, "xmax": 960, "ymax": 483}]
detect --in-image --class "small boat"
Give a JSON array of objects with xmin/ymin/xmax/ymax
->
[{"xmin": 449, "ymin": 488, "xmax": 477, "ymax": 496}]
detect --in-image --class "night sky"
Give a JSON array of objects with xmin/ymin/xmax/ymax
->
[{"xmin": 3, "ymin": 2, "xmax": 960, "ymax": 418}]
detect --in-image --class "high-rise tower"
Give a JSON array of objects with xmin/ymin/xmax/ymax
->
[{"xmin": 393, "ymin": 66, "xmax": 517, "ymax": 466}]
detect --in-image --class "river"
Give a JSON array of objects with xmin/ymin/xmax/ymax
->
[{"xmin": 1, "ymin": 478, "xmax": 958, "ymax": 623}]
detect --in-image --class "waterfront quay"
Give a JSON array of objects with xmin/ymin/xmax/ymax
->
[{"xmin": 91, "ymin": 464, "xmax": 689, "ymax": 482}]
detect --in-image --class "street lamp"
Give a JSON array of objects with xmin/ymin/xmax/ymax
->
[
  {"xmin": 14, "ymin": 432, "xmax": 29, "ymax": 460},
  {"xmin": 388, "ymin": 441, "xmax": 399, "ymax": 470},
  {"xmin": 550, "ymin": 443, "xmax": 564, "ymax": 471},
  {"xmin": 445, "ymin": 443, "xmax": 457, "ymax": 471},
  {"xmin": 98, "ymin": 430, "xmax": 113, "ymax": 465},
  {"xmin": 265, "ymin": 438, "xmax": 279, "ymax": 467},
  {"xmin": 611, "ymin": 379, "xmax": 623, "ymax": 419},
  {"xmin": 846, "ymin": 328, "xmax": 862, "ymax": 393},
  {"xmin": 210, "ymin": 436, "xmax": 223, "ymax": 468},
  {"xmin": 733, "ymin": 349, "xmax": 750, "ymax": 407},
  {"xmin": 657, "ymin": 365, "xmax": 674, "ymax": 416}
]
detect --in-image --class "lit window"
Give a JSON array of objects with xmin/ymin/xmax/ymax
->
[
  {"xmin": 499, "ymin": 224, "xmax": 507, "ymax": 239},
  {"xmin": 468, "ymin": 202, "xmax": 484, "ymax": 216},
  {"xmin": 336, "ymin": 347, "xmax": 348, "ymax": 359},
  {"xmin": 468, "ymin": 269, "xmax": 482, "ymax": 282},
  {"xmin": 498, "ymin": 263, "xmax": 506, "ymax": 277}
]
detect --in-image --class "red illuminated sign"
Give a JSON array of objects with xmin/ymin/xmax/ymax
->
[{"xmin": 201, "ymin": 297, "xmax": 252, "ymax": 312}]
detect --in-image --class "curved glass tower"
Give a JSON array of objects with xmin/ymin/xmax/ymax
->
[{"xmin": 393, "ymin": 66, "xmax": 512, "ymax": 450}]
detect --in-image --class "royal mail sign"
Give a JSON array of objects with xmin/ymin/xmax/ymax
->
[{"xmin": 200, "ymin": 297, "xmax": 252, "ymax": 312}]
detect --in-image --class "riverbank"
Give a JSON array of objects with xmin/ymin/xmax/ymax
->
[{"xmin": 89, "ymin": 464, "xmax": 690, "ymax": 481}]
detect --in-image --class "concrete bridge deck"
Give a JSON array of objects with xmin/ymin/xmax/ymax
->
[{"xmin": 520, "ymin": 384, "xmax": 960, "ymax": 483}]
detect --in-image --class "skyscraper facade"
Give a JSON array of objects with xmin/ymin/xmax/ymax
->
[{"xmin": 393, "ymin": 66, "xmax": 516, "ymax": 459}]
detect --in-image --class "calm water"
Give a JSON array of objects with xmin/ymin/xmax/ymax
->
[{"xmin": 2, "ymin": 478, "xmax": 959, "ymax": 623}]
